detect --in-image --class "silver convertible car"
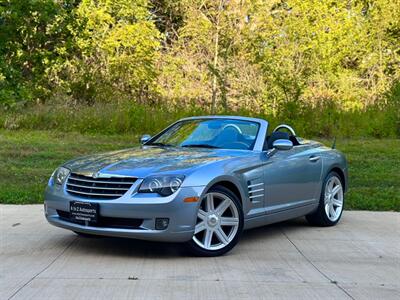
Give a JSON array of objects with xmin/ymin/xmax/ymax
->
[{"xmin": 45, "ymin": 116, "xmax": 348, "ymax": 256}]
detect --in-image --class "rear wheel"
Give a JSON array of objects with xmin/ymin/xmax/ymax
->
[
  {"xmin": 187, "ymin": 185, "xmax": 244, "ymax": 256},
  {"xmin": 306, "ymin": 171, "xmax": 344, "ymax": 226}
]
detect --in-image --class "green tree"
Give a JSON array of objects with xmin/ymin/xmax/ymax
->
[
  {"xmin": 247, "ymin": 0, "xmax": 400, "ymax": 115},
  {"xmin": 158, "ymin": 0, "xmax": 262, "ymax": 113},
  {"xmin": 62, "ymin": 0, "xmax": 161, "ymax": 103},
  {"xmin": 0, "ymin": 0, "xmax": 76, "ymax": 107}
]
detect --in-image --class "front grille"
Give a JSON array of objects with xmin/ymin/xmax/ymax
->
[
  {"xmin": 57, "ymin": 210, "xmax": 143, "ymax": 229},
  {"xmin": 66, "ymin": 173, "xmax": 137, "ymax": 200}
]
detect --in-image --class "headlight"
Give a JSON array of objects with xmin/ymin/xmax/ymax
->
[
  {"xmin": 53, "ymin": 167, "xmax": 70, "ymax": 185},
  {"xmin": 138, "ymin": 175, "xmax": 184, "ymax": 196}
]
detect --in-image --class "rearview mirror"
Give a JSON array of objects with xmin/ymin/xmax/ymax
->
[
  {"xmin": 140, "ymin": 134, "xmax": 151, "ymax": 144},
  {"xmin": 273, "ymin": 139, "xmax": 293, "ymax": 151}
]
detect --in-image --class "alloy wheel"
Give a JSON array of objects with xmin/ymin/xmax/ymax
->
[
  {"xmin": 192, "ymin": 192, "xmax": 240, "ymax": 251},
  {"xmin": 324, "ymin": 176, "xmax": 344, "ymax": 222}
]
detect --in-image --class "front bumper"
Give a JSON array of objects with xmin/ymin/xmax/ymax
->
[{"xmin": 44, "ymin": 182, "xmax": 205, "ymax": 242}]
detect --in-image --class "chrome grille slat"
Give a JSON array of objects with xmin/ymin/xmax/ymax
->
[
  {"xmin": 66, "ymin": 173, "xmax": 137, "ymax": 200},
  {"xmin": 249, "ymin": 188, "xmax": 264, "ymax": 194},
  {"xmin": 248, "ymin": 182, "xmax": 263, "ymax": 188},
  {"xmin": 66, "ymin": 182, "xmax": 128, "ymax": 191},
  {"xmin": 67, "ymin": 180, "xmax": 131, "ymax": 189},
  {"xmin": 66, "ymin": 189, "xmax": 125, "ymax": 197},
  {"xmin": 249, "ymin": 194, "xmax": 264, "ymax": 199},
  {"xmin": 68, "ymin": 176, "xmax": 135, "ymax": 185}
]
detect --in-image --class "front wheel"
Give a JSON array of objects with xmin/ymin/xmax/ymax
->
[
  {"xmin": 306, "ymin": 171, "xmax": 345, "ymax": 226},
  {"xmin": 186, "ymin": 185, "xmax": 244, "ymax": 256}
]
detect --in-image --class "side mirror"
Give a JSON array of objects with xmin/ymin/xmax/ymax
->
[
  {"xmin": 273, "ymin": 139, "xmax": 293, "ymax": 151},
  {"xmin": 140, "ymin": 134, "xmax": 151, "ymax": 144}
]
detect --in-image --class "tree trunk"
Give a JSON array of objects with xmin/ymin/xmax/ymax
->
[
  {"xmin": 211, "ymin": 26, "xmax": 219, "ymax": 114},
  {"xmin": 210, "ymin": 0, "xmax": 225, "ymax": 114}
]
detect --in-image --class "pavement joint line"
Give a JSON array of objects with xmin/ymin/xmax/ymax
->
[
  {"xmin": 280, "ymin": 226, "xmax": 356, "ymax": 300},
  {"xmin": 7, "ymin": 236, "xmax": 78, "ymax": 300},
  {"xmin": 25, "ymin": 277, "xmax": 345, "ymax": 283},
  {"xmin": 14, "ymin": 276, "xmax": 400, "ymax": 288},
  {"xmin": 27, "ymin": 277, "xmax": 400, "ymax": 287}
]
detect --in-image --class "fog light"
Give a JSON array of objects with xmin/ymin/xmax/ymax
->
[{"xmin": 155, "ymin": 218, "xmax": 169, "ymax": 230}]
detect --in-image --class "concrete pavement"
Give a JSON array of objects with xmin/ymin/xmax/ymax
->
[{"xmin": 0, "ymin": 205, "xmax": 399, "ymax": 300}]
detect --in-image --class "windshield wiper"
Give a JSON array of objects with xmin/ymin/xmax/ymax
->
[
  {"xmin": 148, "ymin": 142, "xmax": 174, "ymax": 147},
  {"xmin": 181, "ymin": 144, "xmax": 220, "ymax": 149}
]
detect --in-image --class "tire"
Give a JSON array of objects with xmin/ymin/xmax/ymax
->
[
  {"xmin": 306, "ymin": 171, "xmax": 345, "ymax": 226},
  {"xmin": 186, "ymin": 185, "xmax": 244, "ymax": 256}
]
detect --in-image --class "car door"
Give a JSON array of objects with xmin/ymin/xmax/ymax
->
[{"xmin": 262, "ymin": 144, "xmax": 322, "ymax": 214}]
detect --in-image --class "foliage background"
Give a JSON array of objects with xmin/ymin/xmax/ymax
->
[
  {"xmin": 0, "ymin": 0, "xmax": 399, "ymax": 137},
  {"xmin": 0, "ymin": 0, "xmax": 399, "ymax": 209}
]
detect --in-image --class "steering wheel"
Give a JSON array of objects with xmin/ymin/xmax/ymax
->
[
  {"xmin": 272, "ymin": 124, "xmax": 296, "ymax": 137},
  {"xmin": 219, "ymin": 124, "xmax": 246, "ymax": 149},
  {"xmin": 222, "ymin": 124, "xmax": 242, "ymax": 134}
]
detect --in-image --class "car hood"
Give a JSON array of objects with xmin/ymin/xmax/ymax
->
[{"xmin": 64, "ymin": 146, "xmax": 247, "ymax": 178}]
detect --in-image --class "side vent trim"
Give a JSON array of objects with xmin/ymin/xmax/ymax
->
[{"xmin": 247, "ymin": 180, "xmax": 264, "ymax": 202}]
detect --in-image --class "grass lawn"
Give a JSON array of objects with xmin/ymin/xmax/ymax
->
[{"xmin": 0, "ymin": 130, "xmax": 399, "ymax": 211}]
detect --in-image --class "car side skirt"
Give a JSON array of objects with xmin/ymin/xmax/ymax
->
[{"xmin": 243, "ymin": 203, "xmax": 318, "ymax": 230}]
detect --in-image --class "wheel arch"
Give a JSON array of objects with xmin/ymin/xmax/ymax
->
[
  {"xmin": 209, "ymin": 181, "xmax": 243, "ymax": 206},
  {"xmin": 201, "ymin": 176, "xmax": 246, "ymax": 210}
]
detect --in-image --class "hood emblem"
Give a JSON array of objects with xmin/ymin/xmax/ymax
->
[{"xmin": 93, "ymin": 172, "xmax": 100, "ymax": 179}]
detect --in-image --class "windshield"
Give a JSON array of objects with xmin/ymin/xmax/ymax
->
[{"xmin": 148, "ymin": 119, "xmax": 260, "ymax": 150}]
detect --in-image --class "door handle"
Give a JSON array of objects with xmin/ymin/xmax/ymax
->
[{"xmin": 309, "ymin": 155, "xmax": 320, "ymax": 162}]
